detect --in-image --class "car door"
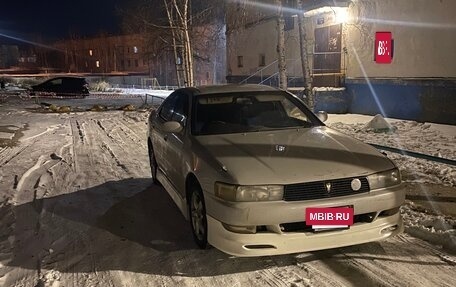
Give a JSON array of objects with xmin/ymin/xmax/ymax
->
[
  {"xmin": 50, "ymin": 78, "xmax": 64, "ymax": 94},
  {"xmin": 165, "ymin": 92, "xmax": 189, "ymax": 197},
  {"xmin": 151, "ymin": 93, "xmax": 178, "ymax": 179}
]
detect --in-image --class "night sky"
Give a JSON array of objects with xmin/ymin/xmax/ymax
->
[{"xmin": 0, "ymin": 0, "xmax": 123, "ymax": 43}]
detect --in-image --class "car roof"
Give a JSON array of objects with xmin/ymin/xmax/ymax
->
[
  {"xmin": 55, "ymin": 76, "xmax": 86, "ymax": 80},
  {"xmin": 43, "ymin": 76, "xmax": 86, "ymax": 81},
  {"xmin": 185, "ymin": 84, "xmax": 280, "ymax": 96}
]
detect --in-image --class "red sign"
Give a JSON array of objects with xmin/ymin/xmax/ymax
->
[
  {"xmin": 375, "ymin": 32, "xmax": 393, "ymax": 64},
  {"xmin": 306, "ymin": 207, "xmax": 354, "ymax": 226}
]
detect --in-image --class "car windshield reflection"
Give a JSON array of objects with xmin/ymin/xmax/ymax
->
[{"xmin": 192, "ymin": 92, "xmax": 321, "ymax": 135}]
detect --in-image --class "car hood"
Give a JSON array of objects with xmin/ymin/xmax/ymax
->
[{"xmin": 195, "ymin": 126, "xmax": 395, "ymax": 185}]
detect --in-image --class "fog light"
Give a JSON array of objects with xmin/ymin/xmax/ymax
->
[
  {"xmin": 223, "ymin": 223, "xmax": 257, "ymax": 234},
  {"xmin": 381, "ymin": 225, "xmax": 398, "ymax": 234},
  {"xmin": 244, "ymin": 244, "xmax": 276, "ymax": 250}
]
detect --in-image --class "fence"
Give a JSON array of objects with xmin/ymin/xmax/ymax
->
[{"xmin": 0, "ymin": 90, "xmax": 167, "ymax": 110}]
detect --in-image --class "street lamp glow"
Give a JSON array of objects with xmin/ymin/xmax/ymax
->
[
  {"xmin": 303, "ymin": 6, "xmax": 350, "ymax": 24},
  {"xmin": 335, "ymin": 8, "xmax": 349, "ymax": 24}
]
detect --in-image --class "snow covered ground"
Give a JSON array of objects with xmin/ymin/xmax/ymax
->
[
  {"xmin": 0, "ymin": 98, "xmax": 455, "ymax": 287},
  {"xmin": 326, "ymin": 114, "xmax": 456, "ymax": 255}
]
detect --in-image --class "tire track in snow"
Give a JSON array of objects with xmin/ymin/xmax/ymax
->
[
  {"xmin": 96, "ymin": 120, "xmax": 115, "ymax": 141},
  {"xmin": 13, "ymin": 154, "xmax": 63, "ymax": 287},
  {"xmin": 117, "ymin": 117, "xmax": 147, "ymax": 148},
  {"xmin": 92, "ymin": 117, "xmax": 147, "ymax": 177},
  {"xmin": 0, "ymin": 145, "xmax": 30, "ymax": 168},
  {"xmin": 16, "ymin": 155, "xmax": 46, "ymax": 192},
  {"xmin": 69, "ymin": 119, "xmax": 80, "ymax": 173},
  {"xmin": 100, "ymin": 142, "xmax": 129, "ymax": 173},
  {"xmin": 256, "ymin": 257, "xmax": 312, "ymax": 287},
  {"xmin": 75, "ymin": 120, "xmax": 85, "ymax": 144},
  {"xmin": 20, "ymin": 124, "xmax": 61, "ymax": 142}
]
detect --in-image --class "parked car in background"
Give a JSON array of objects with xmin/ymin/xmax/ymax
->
[
  {"xmin": 30, "ymin": 76, "xmax": 89, "ymax": 98},
  {"xmin": 147, "ymin": 84, "xmax": 405, "ymax": 257}
]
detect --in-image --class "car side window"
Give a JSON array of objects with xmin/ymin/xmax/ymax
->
[
  {"xmin": 50, "ymin": 79, "xmax": 62, "ymax": 85},
  {"xmin": 159, "ymin": 93, "xmax": 178, "ymax": 122},
  {"xmin": 171, "ymin": 93, "xmax": 189, "ymax": 125}
]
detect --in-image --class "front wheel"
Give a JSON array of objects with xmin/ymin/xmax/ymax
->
[{"xmin": 189, "ymin": 185, "xmax": 208, "ymax": 249}]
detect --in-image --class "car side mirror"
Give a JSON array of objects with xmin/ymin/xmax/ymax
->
[
  {"xmin": 316, "ymin": 111, "xmax": 328, "ymax": 123},
  {"xmin": 163, "ymin": 121, "xmax": 183, "ymax": 133}
]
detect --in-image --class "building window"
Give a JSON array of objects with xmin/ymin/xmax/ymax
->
[
  {"xmin": 259, "ymin": 54, "xmax": 266, "ymax": 66},
  {"xmin": 96, "ymin": 60, "xmax": 100, "ymax": 68},
  {"xmin": 89, "ymin": 49, "xmax": 93, "ymax": 56},
  {"xmin": 135, "ymin": 59, "xmax": 139, "ymax": 67},
  {"xmin": 127, "ymin": 47, "xmax": 130, "ymax": 53},
  {"xmin": 127, "ymin": 60, "xmax": 131, "ymax": 67},
  {"xmin": 133, "ymin": 46, "xmax": 138, "ymax": 53},
  {"xmin": 121, "ymin": 60, "xmax": 125, "ymax": 69},
  {"xmin": 284, "ymin": 16, "xmax": 294, "ymax": 31},
  {"xmin": 237, "ymin": 56, "xmax": 243, "ymax": 68},
  {"xmin": 143, "ymin": 59, "xmax": 147, "ymax": 66}
]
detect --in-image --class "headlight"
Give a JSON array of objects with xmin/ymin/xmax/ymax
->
[
  {"xmin": 215, "ymin": 182, "xmax": 283, "ymax": 202},
  {"xmin": 367, "ymin": 168, "xmax": 401, "ymax": 190}
]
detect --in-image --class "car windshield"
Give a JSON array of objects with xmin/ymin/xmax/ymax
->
[{"xmin": 192, "ymin": 92, "xmax": 321, "ymax": 135}]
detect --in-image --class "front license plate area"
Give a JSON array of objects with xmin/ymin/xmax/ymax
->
[{"xmin": 306, "ymin": 206, "xmax": 354, "ymax": 231}]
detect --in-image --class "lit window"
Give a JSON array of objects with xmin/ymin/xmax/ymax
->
[
  {"xmin": 133, "ymin": 46, "xmax": 138, "ymax": 53},
  {"xmin": 89, "ymin": 49, "xmax": 93, "ymax": 56},
  {"xmin": 96, "ymin": 61, "xmax": 100, "ymax": 68}
]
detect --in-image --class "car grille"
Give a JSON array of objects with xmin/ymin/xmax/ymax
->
[{"xmin": 283, "ymin": 177, "xmax": 370, "ymax": 201}]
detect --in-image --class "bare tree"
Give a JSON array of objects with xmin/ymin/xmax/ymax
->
[
  {"xmin": 275, "ymin": 0, "xmax": 287, "ymax": 90},
  {"xmin": 297, "ymin": 0, "xmax": 314, "ymax": 109},
  {"xmin": 164, "ymin": 0, "xmax": 194, "ymax": 87},
  {"xmin": 119, "ymin": 0, "xmax": 225, "ymax": 87}
]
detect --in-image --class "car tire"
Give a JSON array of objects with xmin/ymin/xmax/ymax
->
[
  {"xmin": 189, "ymin": 184, "xmax": 208, "ymax": 249},
  {"xmin": 148, "ymin": 143, "xmax": 159, "ymax": 185}
]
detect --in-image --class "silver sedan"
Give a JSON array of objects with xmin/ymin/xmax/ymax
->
[{"xmin": 147, "ymin": 84, "xmax": 405, "ymax": 257}]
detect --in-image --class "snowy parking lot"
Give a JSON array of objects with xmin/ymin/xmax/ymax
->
[{"xmin": 0, "ymin": 96, "xmax": 455, "ymax": 286}]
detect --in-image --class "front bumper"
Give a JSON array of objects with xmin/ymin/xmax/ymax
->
[
  {"xmin": 205, "ymin": 185, "xmax": 405, "ymax": 256},
  {"xmin": 208, "ymin": 212, "xmax": 403, "ymax": 257}
]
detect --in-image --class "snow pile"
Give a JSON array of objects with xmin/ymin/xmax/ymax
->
[
  {"xmin": 117, "ymin": 88, "xmax": 173, "ymax": 97},
  {"xmin": 40, "ymin": 270, "xmax": 62, "ymax": 287},
  {"xmin": 312, "ymin": 87, "xmax": 346, "ymax": 92},
  {"xmin": 401, "ymin": 201, "xmax": 456, "ymax": 253},
  {"xmin": 363, "ymin": 114, "xmax": 396, "ymax": 133}
]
